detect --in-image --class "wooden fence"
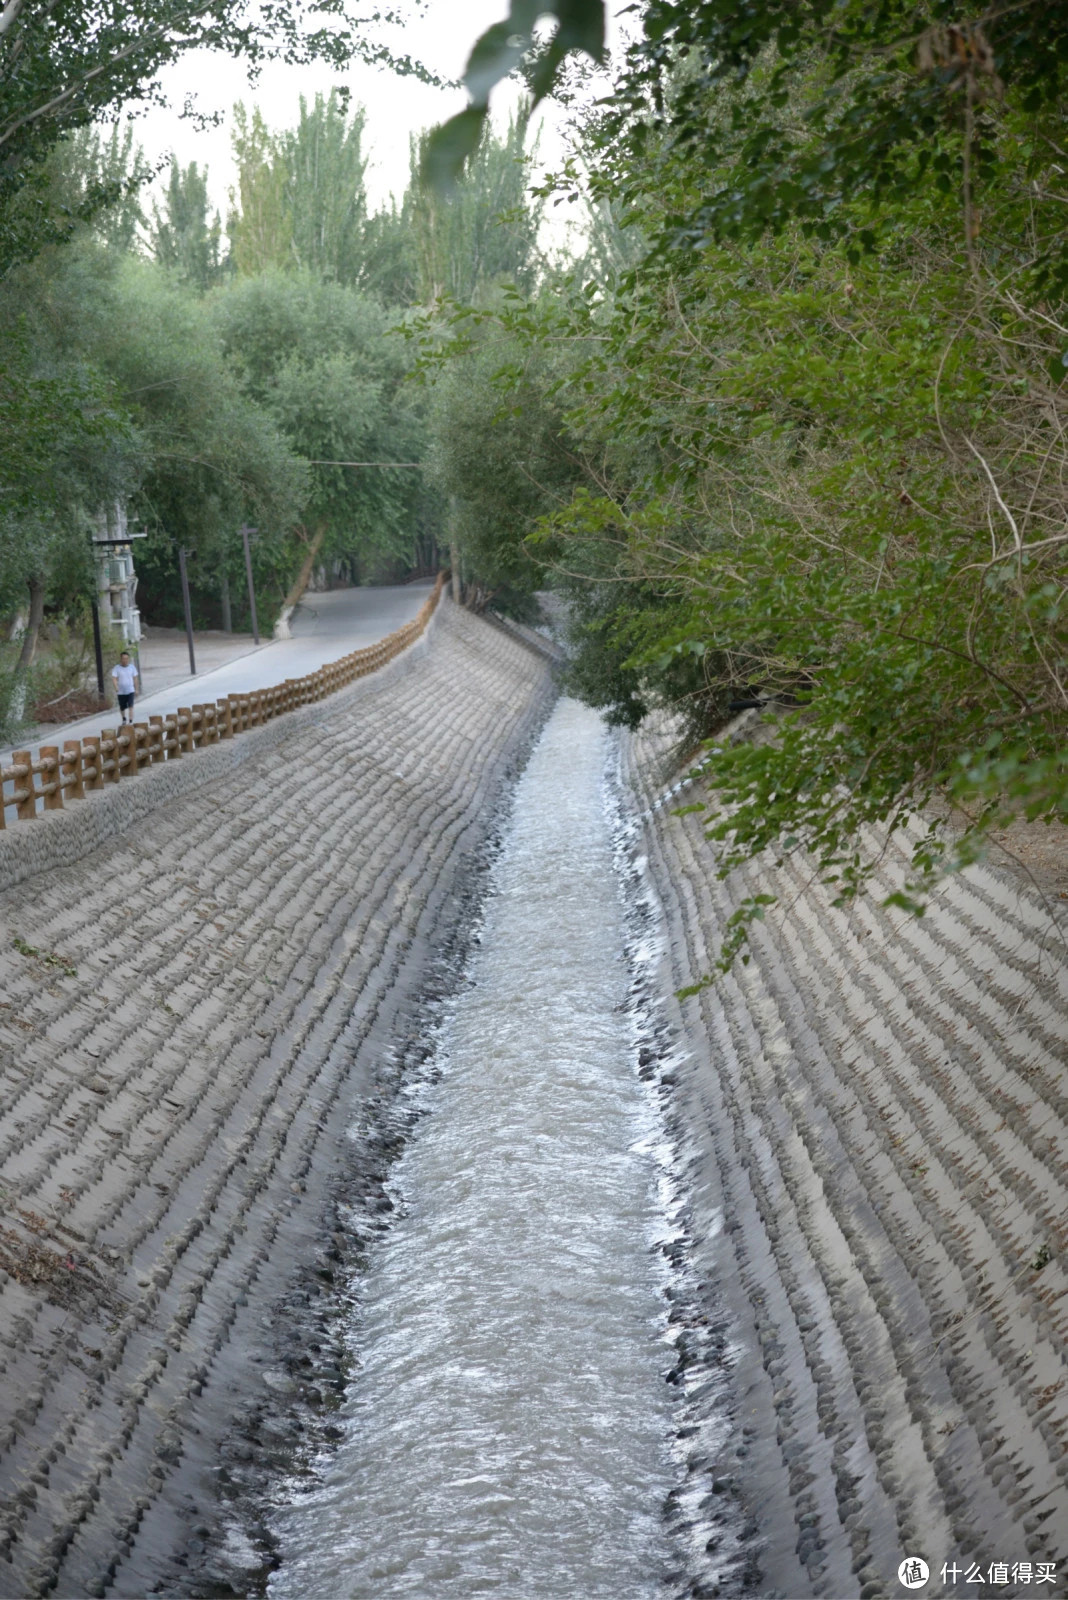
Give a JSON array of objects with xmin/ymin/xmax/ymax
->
[{"xmin": 0, "ymin": 574, "xmax": 445, "ymax": 830}]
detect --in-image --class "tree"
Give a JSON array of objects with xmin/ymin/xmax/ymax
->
[
  {"xmin": 607, "ymin": 2, "xmax": 1068, "ymax": 285},
  {"xmin": 283, "ymin": 91, "xmax": 369, "ymax": 282},
  {"xmin": 422, "ymin": 10, "xmax": 1068, "ymax": 960},
  {"xmin": 228, "ymin": 104, "xmax": 292, "ymax": 277},
  {"xmin": 152, "ymin": 157, "xmax": 223, "ymax": 292},
  {"xmin": 426, "ymin": 315, "xmax": 578, "ymax": 615},
  {"xmin": 86, "ymin": 255, "xmax": 308, "ymax": 626},
  {"xmin": 409, "ymin": 111, "xmax": 543, "ymax": 304},
  {"xmin": 357, "ymin": 199, "xmax": 419, "ymax": 305},
  {"xmin": 229, "ymin": 92, "xmax": 371, "ymax": 285},
  {"xmin": 0, "ymin": 0, "xmax": 432, "ymax": 273},
  {"xmin": 0, "ymin": 247, "xmax": 133, "ymax": 726},
  {"xmin": 212, "ymin": 269, "xmax": 430, "ymax": 580}
]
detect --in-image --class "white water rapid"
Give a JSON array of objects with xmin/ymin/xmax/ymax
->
[{"xmin": 269, "ymin": 698, "xmax": 676, "ymax": 1598}]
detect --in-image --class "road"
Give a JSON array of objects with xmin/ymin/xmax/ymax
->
[{"xmin": 2, "ymin": 582, "xmax": 435, "ymax": 762}]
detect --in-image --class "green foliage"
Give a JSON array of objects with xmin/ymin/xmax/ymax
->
[
  {"xmin": 229, "ymin": 93, "xmax": 370, "ymax": 284},
  {"xmin": 426, "ymin": 314, "xmax": 577, "ymax": 614},
  {"xmin": 212, "ymin": 269, "xmax": 429, "ymax": 575},
  {"xmin": 228, "ymin": 104, "xmax": 294, "ymax": 277},
  {"xmin": 11, "ymin": 935, "xmax": 77, "ymax": 977},
  {"xmin": 424, "ymin": 0, "xmax": 605, "ymax": 188},
  {"xmin": 609, "ymin": 1, "xmax": 1068, "ymax": 287},
  {"xmin": 152, "ymin": 158, "xmax": 224, "ymax": 292},
  {"xmin": 225, "ymin": 95, "xmax": 544, "ymax": 310},
  {"xmin": 412, "ymin": 6, "xmax": 1068, "ymax": 966},
  {"xmin": 0, "ymin": 235, "xmax": 304, "ymax": 635},
  {"xmin": 408, "ymin": 113, "xmax": 544, "ymax": 305},
  {"xmin": 0, "ymin": 254, "xmax": 132, "ymax": 646},
  {"xmin": 0, "ymin": 0, "xmax": 431, "ymax": 274},
  {"xmin": 283, "ymin": 93, "xmax": 368, "ymax": 282}
]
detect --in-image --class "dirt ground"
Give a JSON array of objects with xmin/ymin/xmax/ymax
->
[{"xmin": 974, "ymin": 814, "xmax": 1068, "ymax": 903}]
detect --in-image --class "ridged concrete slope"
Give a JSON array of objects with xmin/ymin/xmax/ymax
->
[
  {"xmin": 625, "ymin": 719, "xmax": 1068, "ymax": 1600},
  {"xmin": 0, "ymin": 604, "xmax": 554, "ymax": 1600}
]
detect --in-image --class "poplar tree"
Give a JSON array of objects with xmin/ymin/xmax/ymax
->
[{"xmin": 152, "ymin": 158, "xmax": 223, "ymax": 293}]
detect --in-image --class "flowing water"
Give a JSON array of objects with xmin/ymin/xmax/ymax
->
[{"xmin": 269, "ymin": 699, "xmax": 676, "ymax": 1599}]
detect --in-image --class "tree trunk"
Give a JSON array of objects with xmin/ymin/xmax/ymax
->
[
  {"xmin": 5, "ymin": 574, "xmax": 44, "ymax": 727},
  {"xmin": 15, "ymin": 574, "xmax": 44, "ymax": 672},
  {"xmin": 450, "ymin": 540, "xmax": 462, "ymax": 605},
  {"xmin": 220, "ymin": 571, "xmax": 232, "ymax": 633}
]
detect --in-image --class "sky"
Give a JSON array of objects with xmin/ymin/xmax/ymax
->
[{"xmin": 133, "ymin": 1, "xmax": 620, "ymax": 224}]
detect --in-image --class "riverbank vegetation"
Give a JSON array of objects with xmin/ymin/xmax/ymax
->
[
  {"xmin": 2, "ymin": 0, "xmax": 1065, "ymax": 946},
  {"xmin": 0, "ymin": 73, "xmax": 541, "ymax": 733},
  {"xmin": 420, "ymin": 0, "xmax": 1068, "ymax": 954}
]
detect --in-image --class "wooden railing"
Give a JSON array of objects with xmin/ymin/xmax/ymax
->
[{"xmin": 0, "ymin": 574, "xmax": 445, "ymax": 830}]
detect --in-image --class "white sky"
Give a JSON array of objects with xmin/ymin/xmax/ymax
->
[{"xmin": 131, "ymin": 1, "xmax": 621, "ymax": 226}]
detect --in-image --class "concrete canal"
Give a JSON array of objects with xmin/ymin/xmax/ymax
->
[{"xmin": 268, "ymin": 699, "xmax": 678, "ymax": 1599}]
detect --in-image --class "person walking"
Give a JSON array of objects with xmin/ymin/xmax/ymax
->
[{"xmin": 111, "ymin": 650, "xmax": 140, "ymax": 725}]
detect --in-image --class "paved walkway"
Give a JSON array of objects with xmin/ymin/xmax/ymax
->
[{"xmin": 3, "ymin": 583, "xmax": 434, "ymax": 762}]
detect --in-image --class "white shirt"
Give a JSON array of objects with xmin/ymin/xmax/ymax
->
[{"xmin": 112, "ymin": 662, "xmax": 139, "ymax": 694}]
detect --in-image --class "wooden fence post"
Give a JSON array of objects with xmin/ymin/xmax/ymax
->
[
  {"xmin": 12, "ymin": 753, "xmax": 35, "ymax": 819},
  {"xmin": 62, "ymin": 741, "xmax": 85, "ymax": 801},
  {"xmin": 177, "ymin": 710, "xmax": 193, "ymax": 754},
  {"xmin": 131, "ymin": 725, "xmax": 148, "ymax": 773},
  {"xmin": 99, "ymin": 731, "xmax": 119, "ymax": 784},
  {"xmin": 82, "ymin": 737, "xmax": 103, "ymax": 790},
  {"xmin": 115, "ymin": 729, "xmax": 134, "ymax": 779},
  {"xmin": 39, "ymin": 747, "xmax": 62, "ymax": 811}
]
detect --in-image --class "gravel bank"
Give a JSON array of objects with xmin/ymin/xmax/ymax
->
[
  {"xmin": 624, "ymin": 717, "xmax": 1068, "ymax": 1600},
  {"xmin": 0, "ymin": 602, "xmax": 555, "ymax": 1599}
]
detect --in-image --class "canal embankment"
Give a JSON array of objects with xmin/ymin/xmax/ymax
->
[
  {"xmin": 0, "ymin": 600, "xmax": 556, "ymax": 1600},
  {"xmin": 2, "ymin": 598, "xmax": 1065, "ymax": 1600},
  {"xmin": 624, "ymin": 713, "xmax": 1068, "ymax": 1600}
]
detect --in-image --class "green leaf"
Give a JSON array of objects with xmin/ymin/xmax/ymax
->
[
  {"xmin": 463, "ymin": 21, "xmax": 529, "ymax": 104},
  {"xmin": 421, "ymin": 108, "xmax": 488, "ymax": 192}
]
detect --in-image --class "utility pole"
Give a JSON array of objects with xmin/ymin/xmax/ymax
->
[
  {"xmin": 90, "ymin": 599, "xmax": 106, "ymax": 703},
  {"xmin": 177, "ymin": 547, "xmax": 197, "ymax": 675},
  {"xmin": 448, "ymin": 497, "xmax": 462, "ymax": 605},
  {"xmin": 241, "ymin": 524, "xmax": 260, "ymax": 645}
]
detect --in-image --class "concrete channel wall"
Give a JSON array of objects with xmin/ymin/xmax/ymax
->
[
  {"xmin": 0, "ymin": 578, "xmax": 445, "ymax": 875},
  {"xmin": 625, "ymin": 716, "xmax": 1068, "ymax": 1600},
  {"xmin": 0, "ymin": 602, "xmax": 556, "ymax": 1599}
]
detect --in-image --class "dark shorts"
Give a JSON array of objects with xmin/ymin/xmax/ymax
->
[{"xmin": 118, "ymin": 692, "xmax": 135, "ymax": 710}]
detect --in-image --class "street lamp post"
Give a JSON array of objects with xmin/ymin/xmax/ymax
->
[
  {"xmin": 241, "ymin": 524, "xmax": 260, "ymax": 645},
  {"xmin": 177, "ymin": 547, "xmax": 197, "ymax": 676}
]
